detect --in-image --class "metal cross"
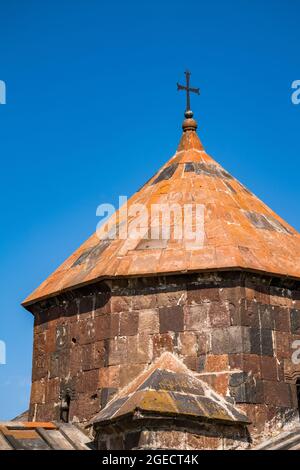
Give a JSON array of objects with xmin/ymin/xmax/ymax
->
[{"xmin": 177, "ymin": 70, "xmax": 200, "ymax": 112}]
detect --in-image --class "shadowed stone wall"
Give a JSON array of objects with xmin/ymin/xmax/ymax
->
[{"xmin": 28, "ymin": 271, "xmax": 300, "ymax": 444}]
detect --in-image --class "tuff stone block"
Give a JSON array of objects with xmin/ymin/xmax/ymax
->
[
  {"xmin": 49, "ymin": 350, "xmax": 70, "ymax": 378},
  {"xmin": 229, "ymin": 372, "xmax": 249, "ymax": 387},
  {"xmin": 111, "ymin": 295, "xmax": 132, "ymax": 313},
  {"xmin": 119, "ymin": 363, "xmax": 146, "ymax": 387},
  {"xmin": 230, "ymin": 376, "xmax": 264, "ymax": 404},
  {"xmin": 45, "ymin": 378, "xmax": 60, "ymax": 402},
  {"xmin": 211, "ymin": 326, "xmax": 250, "ymax": 354},
  {"xmin": 196, "ymin": 332, "xmax": 210, "ymax": 355},
  {"xmin": 250, "ymin": 328, "xmax": 273, "ymax": 356},
  {"xmin": 260, "ymin": 356, "xmax": 279, "ymax": 381},
  {"xmin": 205, "ymin": 354, "xmax": 229, "ymax": 372},
  {"xmin": 56, "ymin": 324, "xmax": 69, "ymax": 350},
  {"xmin": 184, "ymin": 304, "xmax": 210, "ymax": 331},
  {"xmin": 260, "ymin": 329, "xmax": 274, "ymax": 356},
  {"xmin": 197, "ymin": 354, "xmax": 206, "ymax": 372},
  {"xmin": 99, "ymin": 365, "xmax": 120, "ymax": 388},
  {"xmin": 94, "ymin": 291, "xmax": 111, "ymax": 315},
  {"xmin": 107, "ymin": 337, "xmax": 128, "ymax": 366},
  {"xmin": 120, "ymin": 311, "xmax": 139, "ymax": 336},
  {"xmin": 182, "ymin": 356, "xmax": 200, "ymax": 371},
  {"xmin": 32, "ymin": 353, "xmax": 48, "ymax": 381},
  {"xmin": 212, "ymin": 373, "xmax": 230, "ymax": 395},
  {"xmin": 75, "ymin": 392, "xmax": 101, "ymax": 421},
  {"xmin": 152, "ymin": 333, "xmax": 174, "ymax": 358},
  {"xmin": 76, "ymin": 369, "xmax": 99, "ymax": 393},
  {"xmin": 208, "ymin": 301, "xmax": 231, "ymax": 328},
  {"xmin": 229, "ymin": 354, "xmax": 261, "ymax": 378},
  {"xmin": 273, "ymin": 306, "xmax": 290, "ymax": 332},
  {"xmin": 240, "ymin": 300, "xmax": 260, "ymax": 327},
  {"xmin": 159, "ymin": 306, "xmax": 184, "ymax": 333},
  {"xmin": 79, "ymin": 318, "xmax": 96, "ymax": 344},
  {"xmin": 259, "ymin": 304, "xmax": 274, "ymax": 329},
  {"xmin": 94, "ymin": 314, "xmax": 119, "ymax": 341},
  {"xmin": 227, "ymin": 301, "xmax": 240, "ymax": 326},
  {"xmin": 127, "ymin": 334, "xmax": 153, "ymax": 364},
  {"xmin": 70, "ymin": 344, "xmax": 83, "ymax": 372},
  {"xmin": 82, "ymin": 341, "xmax": 105, "ymax": 370},
  {"xmin": 79, "ymin": 295, "xmax": 94, "ymax": 314},
  {"xmin": 31, "ymin": 380, "xmax": 46, "ymax": 404},
  {"xmin": 131, "ymin": 294, "xmax": 157, "ymax": 311},
  {"xmin": 138, "ymin": 309, "xmax": 159, "ymax": 334},
  {"xmin": 290, "ymin": 309, "xmax": 300, "ymax": 335},
  {"xmin": 157, "ymin": 290, "xmax": 187, "ymax": 308},
  {"xmin": 187, "ymin": 286, "xmax": 220, "ymax": 305},
  {"xmin": 263, "ymin": 380, "xmax": 292, "ymax": 407},
  {"xmin": 275, "ymin": 331, "xmax": 291, "ymax": 359},
  {"xmin": 178, "ymin": 332, "xmax": 198, "ymax": 356}
]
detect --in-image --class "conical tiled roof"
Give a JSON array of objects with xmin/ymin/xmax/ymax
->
[{"xmin": 23, "ymin": 118, "xmax": 300, "ymax": 306}]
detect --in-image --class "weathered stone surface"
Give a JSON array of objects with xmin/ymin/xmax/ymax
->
[
  {"xmin": 120, "ymin": 311, "xmax": 139, "ymax": 336},
  {"xmin": 178, "ymin": 332, "xmax": 198, "ymax": 356},
  {"xmin": 45, "ymin": 378, "xmax": 60, "ymax": 403},
  {"xmin": 187, "ymin": 286, "xmax": 220, "ymax": 305},
  {"xmin": 94, "ymin": 314, "xmax": 120, "ymax": 341},
  {"xmin": 260, "ymin": 356, "xmax": 279, "ymax": 381},
  {"xmin": 273, "ymin": 306, "xmax": 290, "ymax": 332},
  {"xmin": 107, "ymin": 337, "xmax": 128, "ymax": 366},
  {"xmin": 152, "ymin": 333, "xmax": 174, "ymax": 358},
  {"xmin": 197, "ymin": 332, "xmax": 210, "ymax": 355},
  {"xmin": 208, "ymin": 301, "xmax": 231, "ymax": 328},
  {"xmin": 127, "ymin": 334, "xmax": 153, "ymax": 364},
  {"xmin": 184, "ymin": 304, "xmax": 210, "ymax": 331},
  {"xmin": 211, "ymin": 326, "xmax": 250, "ymax": 354},
  {"xmin": 157, "ymin": 290, "xmax": 187, "ymax": 308},
  {"xmin": 263, "ymin": 380, "xmax": 292, "ymax": 407},
  {"xmin": 79, "ymin": 318, "xmax": 96, "ymax": 344},
  {"xmin": 290, "ymin": 309, "xmax": 300, "ymax": 335},
  {"xmin": 205, "ymin": 354, "xmax": 229, "ymax": 372},
  {"xmin": 240, "ymin": 300, "xmax": 260, "ymax": 327},
  {"xmin": 99, "ymin": 365, "xmax": 120, "ymax": 388},
  {"xmin": 110, "ymin": 295, "xmax": 132, "ymax": 313},
  {"xmin": 31, "ymin": 380, "xmax": 46, "ymax": 404},
  {"xmin": 82, "ymin": 341, "xmax": 105, "ymax": 370},
  {"xmin": 229, "ymin": 354, "xmax": 261, "ymax": 378},
  {"xmin": 74, "ymin": 392, "xmax": 101, "ymax": 421},
  {"xmin": 230, "ymin": 376, "xmax": 264, "ymax": 404},
  {"xmin": 250, "ymin": 328, "xmax": 273, "ymax": 356},
  {"xmin": 138, "ymin": 309, "xmax": 159, "ymax": 334},
  {"xmin": 76, "ymin": 369, "xmax": 99, "ymax": 393},
  {"xmin": 119, "ymin": 363, "xmax": 146, "ymax": 388},
  {"xmin": 259, "ymin": 304, "xmax": 274, "ymax": 329},
  {"xmin": 229, "ymin": 372, "xmax": 249, "ymax": 388},
  {"xmin": 159, "ymin": 306, "xmax": 184, "ymax": 333},
  {"xmin": 275, "ymin": 331, "xmax": 292, "ymax": 359}
]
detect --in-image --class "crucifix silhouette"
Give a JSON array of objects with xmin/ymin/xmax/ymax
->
[{"xmin": 177, "ymin": 70, "xmax": 200, "ymax": 113}]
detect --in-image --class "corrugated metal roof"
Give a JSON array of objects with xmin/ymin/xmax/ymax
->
[
  {"xmin": 254, "ymin": 425, "xmax": 300, "ymax": 450},
  {"xmin": 0, "ymin": 421, "xmax": 93, "ymax": 450},
  {"xmin": 23, "ymin": 124, "xmax": 300, "ymax": 307}
]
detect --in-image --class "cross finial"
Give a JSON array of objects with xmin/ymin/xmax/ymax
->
[
  {"xmin": 177, "ymin": 70, "xmax": 200, "ymax": 118},
  {"xmin": 177, "ymin": 70, "xmax": 200, "ymax": 131}
]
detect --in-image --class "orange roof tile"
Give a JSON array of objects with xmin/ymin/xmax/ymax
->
[{"xmin": 23, "ymin": 119, "xmax": 300, "ymax": 307}]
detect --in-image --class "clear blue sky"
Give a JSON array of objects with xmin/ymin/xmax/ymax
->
[{"xmin": 0, "ymin": 0, "xmax": 299, "ymax": 420}]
